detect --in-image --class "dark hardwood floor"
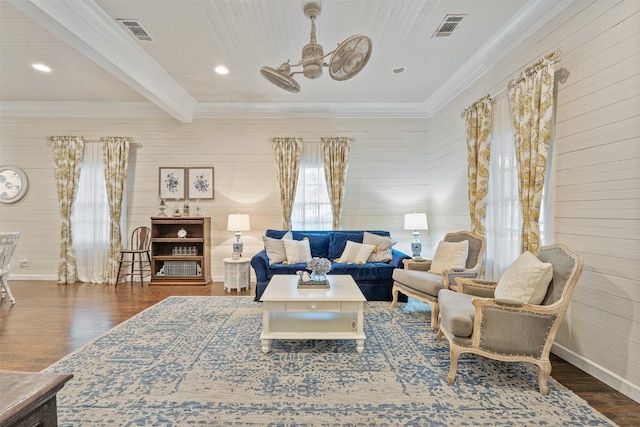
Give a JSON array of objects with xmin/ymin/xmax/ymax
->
[{"xmin": 1, "ymin": 280, "xmax": 638, "ymax": 426}]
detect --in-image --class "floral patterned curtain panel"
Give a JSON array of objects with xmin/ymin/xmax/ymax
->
[
  {"xmin": 101, "ymin": 136, "xmax": 131, "ymax": 284},
  {"xmin": 321, "ymin": 137, "xmax": 351, "ymax": 230},
  {"xmin": 464, "ymin": 95, "xmax": 492, "ymax": 237},
  {"xmin": 49, "ymin": 135, "xmax": 85, "ymax": 284},
  {"xmin": 509, "ymin": 50, "xmax": 561, "ymax": 254},
  {"xmin": 271, "ymin": 137, "xmax": 303, "ymax": 230}
]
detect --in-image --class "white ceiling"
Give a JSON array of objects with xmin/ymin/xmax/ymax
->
[{"xmin": 0, "ymin": 0, "xmax": 574, "ymax": 122}]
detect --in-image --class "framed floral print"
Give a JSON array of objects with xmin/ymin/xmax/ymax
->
[
  {"xmin": 187, "ymin": 167, "xmax": 214, "ymax": 199},
  {"xmin": 159, "ymin": 167, "xmax": 186, "ymax": 200}
]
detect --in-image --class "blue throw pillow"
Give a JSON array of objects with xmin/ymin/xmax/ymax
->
[
  {"xmin": 328, "ymin": 232, "xmax": 363, "ymax": 260},
  {"xmin": 291, "ymin": 232, "xmax": 330, "ymax": 258}
]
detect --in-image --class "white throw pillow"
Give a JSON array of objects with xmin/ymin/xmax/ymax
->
[
  {"xmin": 262, "ymin": 231, "xmax": 292, "ymax": 264},
  {"xmin": 337, "ymin": 241, "xmax": 376, "ymax": 264},
  {"xmin": 429, "ymin": 240, "xmax": 469, "ymax": 274},
  {"xmin": 363, "ymin": 232, "xmax": 396, "ymax": 263},
  {"xmin": 495, "ymin": 251, "xmax": 553, "ymax": 304},
  {"xmin": 283, "ymin": 238, "xmax": 312, "ymax": 264}
]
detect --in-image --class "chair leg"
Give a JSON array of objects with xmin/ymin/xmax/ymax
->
[
  {"xmin": 390, "ymin": 284, "xmax": 399, "ymax": 308},
  {"xmin": 115, "ymin": 253, "xmax": 125, "ymax": 288},
  {"xmin": 538, "ymin": 360, "xmax": 552, "ymax": 395},
  {"xmin": 447, "ymin": 345, "xmax": 462, "ymax": 385},
  {"xmin": 1, "ymin": 277, "xmax": 16, "ymax": 305},
  {"xmin": 430, "ymin": 302, "xmax": 439, "ymax": 330},
  {"xmin": 137, "ymin": 253, "xmax": 144, "ymax": 287}
]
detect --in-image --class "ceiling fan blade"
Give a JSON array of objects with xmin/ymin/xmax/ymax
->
[
  {"xmin": 260, "ymin": 66, "xmax": 301, "ymax": 93},
  {"xmin": 329, "ymin": 35, "xmax": 372, "ymax": 81}
]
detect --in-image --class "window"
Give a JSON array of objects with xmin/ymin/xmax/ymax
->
[
  {"xmin": 71, "ymin": 143, "xmax": 127, "ymax": 283},
  {"xmin": 291, "ymin": 141, "xmax": 332, "ymax": 230},
  {"xmin": 484, "ymin": 92, "xmax": 553, "ymax": 280}
]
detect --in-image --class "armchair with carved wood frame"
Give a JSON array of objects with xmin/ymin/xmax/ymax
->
[
  {"xmin": 391, "ymin": 231, "xmax": 485, "ymax": 329},
  {"xmin": 436, "ymin": 243, "xmax": 584, "ymax": 394}
]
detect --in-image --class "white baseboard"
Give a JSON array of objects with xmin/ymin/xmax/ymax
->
[
  {"xmin": 10, "ymin": 274, "xmax": 57, "ymax": 281},
  {"xmin": 553, "ymin": 343, "xmax": 640, "ymax": 404}
]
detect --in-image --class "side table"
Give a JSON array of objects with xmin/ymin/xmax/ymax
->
[
  {"xmin": 402, "ymin": 258, "xmax": 431, "ymax": 271},
  {"xmin": 0, "ymin": 371, "xmax": 73, "ymax": 427},
  {"xmin": 223, "ymin": 257, "xmax": 251, "ymax": 292}
]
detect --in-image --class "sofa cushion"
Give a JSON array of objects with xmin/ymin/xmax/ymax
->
[
  {"xmin": 363, "ymin": 231, "xmax": 396, "ymax": 263},
  {"xmin": 283, "ymin": 239, "xmax": 312, "ymax": 264},
  {"xmin": 495, "ymin": 251, "xmax": 553, "ymax": 304},
  {"xmin": 337, "ymin": 241, "xmax": 375, "ymax": 264},
  {"xmin": 392, "ymin": 268, "xmax": 444, "ymax": 296},
  {"xmin": 438, "ymin": 289, "xmax": 476, "ymax": 338},
  {"xmin": 429, "ymin": 240, "xmax": 469, "ymax": 274},
  {"xmin": 262, "ymin": 231, "xmax": 292, "ymax": 265},
  {"xmin": 330, "ymin": 262, "xmax": 396, "ymax": 281}
]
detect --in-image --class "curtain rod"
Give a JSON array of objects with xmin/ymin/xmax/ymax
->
[
  {"xmin": 460, "ymin": 48, "xmax": 563, "ymax": 119},
  {"xmin": 45, "ymin": 139, "xmax": 143, "ymax": 148},
  {"xmin": 268, "ymin": 137, "xmax": 353, "ymax": 143}
]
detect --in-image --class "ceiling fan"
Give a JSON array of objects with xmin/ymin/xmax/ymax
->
[{"xmin": 260, "ymin": 2, "xmax": 372, "ymax": 93}]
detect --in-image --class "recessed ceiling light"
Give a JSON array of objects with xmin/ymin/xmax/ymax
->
[
  {"xmin": 214, "ymin": 66, "xmax": 229, "ymax": 75},
  {"xmin": 32, "ymin": 63, "xmax": 51, "ymax": 72},
  {"xmin": 391, "ymin": 66, "xmax": 406, "ymax": 74}
]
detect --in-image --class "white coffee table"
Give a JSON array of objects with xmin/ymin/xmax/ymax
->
[{"xmin": 259, "ymin": 274, "xmax": 366, "ymax": 354}]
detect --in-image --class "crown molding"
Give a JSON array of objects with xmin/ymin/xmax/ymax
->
[
  {"xmin": 422, "ymin": 0, "xmax": 577, "ymax": 116},
  {"xmin": 0, "ymin": 101, "xmax": 172, "ymax": 119},
  {"xmin": 194, "ymin": 102, "xmax": 429, "ymax": 119},
  {"xmin": 0, "ymin": 101, "xmax": 429, "ymax": 120},
  {"xmin": 8, "ymin": 0, "xmax": 197, "ymax": 123}
]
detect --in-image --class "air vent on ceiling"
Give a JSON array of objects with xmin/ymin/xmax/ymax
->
[
  {"xmin": 117, "ymin": 19, "xmax": 154, "ymax": 42},
  {"xmin": 432, "ymin": 14, "xmax": 466, "ymax": 38}
]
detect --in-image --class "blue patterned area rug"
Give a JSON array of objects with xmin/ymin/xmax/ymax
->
[{"xmin": 44, "ymin": 296, "xmax": 614, "ymax": 426}]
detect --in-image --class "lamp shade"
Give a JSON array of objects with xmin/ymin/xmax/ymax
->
[
  {"xmin": 227, "ymin": 214, "xmax": 250, "ymax": 232},
  {"xmin": 404, "ymin": 213, "xmax": 428, "ymax": 230}
]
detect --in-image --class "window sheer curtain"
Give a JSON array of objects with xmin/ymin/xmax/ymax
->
[
  {"xmin": 321, "ymin": 137, "xmax": 351, "ymax": 230},
  {"xmin": 49, "ymin": 135, "xmax": 85, "ymax": 284},
  {"xmin": 72, "ymin": 143, "xmax": 110, "ymax": 283},
  {"xmin": 291, "ymin": 141, "xmax": 332, "ymax": 230},
  {"xmin": 485, "ymin": 92, "xmax": 521, "ymax": 281},
  {"xmin": 271, "ymin": 137, "xmax": 303, "ymax": 230}
]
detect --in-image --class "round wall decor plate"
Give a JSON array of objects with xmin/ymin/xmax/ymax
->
[{"xmin": 0, "ymin": 165, "xmax": 28, "ymax": 204}]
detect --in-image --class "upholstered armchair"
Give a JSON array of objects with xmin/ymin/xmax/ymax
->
[
  {"xmin": 437, "ymin": 243, "xmax": 584, "ymax": 394},
  {"xmin": 391, "ymin": 231, "xmax": 485, "ymax": 329}
]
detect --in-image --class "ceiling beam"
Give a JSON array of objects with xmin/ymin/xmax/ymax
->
[{"xmin": 9, "ymin": 0, "xmax": 197, "ymax": 123}]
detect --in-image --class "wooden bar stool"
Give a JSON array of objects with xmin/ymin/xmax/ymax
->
[{"xmin": 116, "ymin": 226, "xmax": 151, "ymax": 287}]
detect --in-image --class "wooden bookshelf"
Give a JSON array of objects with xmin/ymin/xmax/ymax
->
[{"xmin": 150, "ymin": 217, "xmax": 211, "ymax": 285}]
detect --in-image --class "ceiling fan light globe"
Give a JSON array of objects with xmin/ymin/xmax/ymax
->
[{"xmin": 303, "ymin": 63, "xmax": 323, "ymax": 79}]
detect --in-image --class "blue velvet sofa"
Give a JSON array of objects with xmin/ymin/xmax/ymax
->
[{"xmin": 251, "ymin": 229, "xmax": 411, "ymax": 301}]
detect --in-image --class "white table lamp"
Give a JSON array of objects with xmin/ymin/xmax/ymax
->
[
  {"xmin": 404, "ymin": 213, "xmax": 428, "ymax": 259},
  {"xmin": 227, "ymin": 214, "xmax": 250, "ymax": 259}
]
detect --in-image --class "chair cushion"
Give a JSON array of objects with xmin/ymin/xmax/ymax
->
[
  {"xmin": 429, "ymin": 240, "xmax": 469, "ymax": 274},
  {"xmin": 363, "ymin": 232, "xmax": 396, "ymax": 263},
  {"xmin": 283, "ymin": 239, "xmax": 312, "ymax": 264},
  {"xmin": 495, "ymin": 251, "xmax": 553, "ymax": 304},
  {"xmin": 337, "ymin": 241, "xmax": 375, "ymax": 264},
  {"xmin": 262, "ymin": 231, "xmax": 292, "ymax": 265},
  {"xmin": 392, "ymin": 268, "xmax": 444, "ymax": 296},
  {"xmin": 438, "ymin": 289, "xmax": 476, "ymax": 338}
]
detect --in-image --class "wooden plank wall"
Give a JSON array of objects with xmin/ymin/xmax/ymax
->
[
  {"xmin": 0, "ymin": 117, "xmax": 428, "ymax": 280},
  {"xmin": 426, "ymin": 0, "xmax": 639, "ymax": 401}
]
